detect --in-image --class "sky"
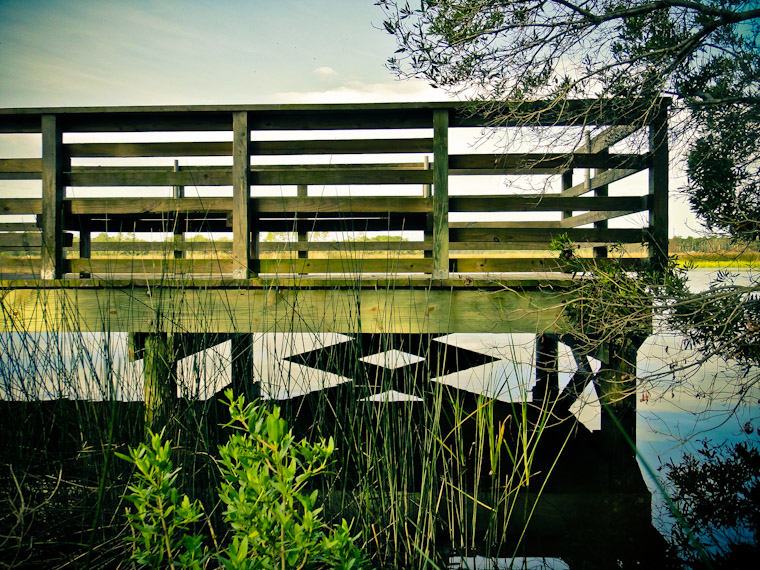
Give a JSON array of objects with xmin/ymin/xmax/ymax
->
[
  {"xmin": 0, "ymin": 0, "xmax": 699, "ymax": 235},
  {"xmin": 0, "ymin": 0, "xmax": 445, "ymax": 107}
]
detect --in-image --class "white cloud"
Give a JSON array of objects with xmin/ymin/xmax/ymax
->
[
  {"xmin": 276, "ymin": 78, "xmax": 456, "ymax": 104},
  {"xmin": 314, "ymin": 66, "xmax": 339, "ymax": 77}
]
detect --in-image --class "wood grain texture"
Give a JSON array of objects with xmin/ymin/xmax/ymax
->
[
  {"xmin": 41, "ymin": 115, "xmax": 64, "ymax": 279},
  {"xmin": 232, "ymin": 111, "xmax": 252, "ymax": 278},
  {"xmin": 0, "ymin": 285, "xmax": 571, "ymax": 334},
  {"xmin": 433, "ymin": 109, "xmax": 449, "ymax": 279}
]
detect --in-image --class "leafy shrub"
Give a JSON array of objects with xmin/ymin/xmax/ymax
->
[{"xmin": 119, "ymin": 390, "xmax": 367, "ymax": 570}]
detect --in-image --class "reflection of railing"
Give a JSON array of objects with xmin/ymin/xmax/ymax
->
[{"xmin": 0, "ymin": 101, "xmax": 668, "ymax": 280}]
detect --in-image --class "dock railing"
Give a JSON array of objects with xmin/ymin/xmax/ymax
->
[{"xmin": 0, "ymin": 100, "xmax": 668, "ymax": 281}]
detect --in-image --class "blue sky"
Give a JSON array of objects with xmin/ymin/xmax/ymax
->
[{"xmin": 0, "ymin": 0, "xmax": 445, "ymax": 107}]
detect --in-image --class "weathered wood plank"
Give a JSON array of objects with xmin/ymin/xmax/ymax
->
[
  {"xmin": 559, "ymin": 210, "xmax": 637, "ymax": 228},
  {"xmin": 232, "ymin": 111, "xmax": 253, "ymax": 278},
  {"xmin": 65, "ymin": 138, "xmax": 434, "ymax": 158},
  {"xmin": 0, "ymin": 98, "xmax": 669, "ymax": 132},
  {"xmin": 587, "ymin": 125, "xmax": 641, "ymax": 154},
  {"xmin": 41, "ymin": 115, "xmax": 65, "ymax": 279},
  {"xmin": 560, "ymin": 168, "xmax": 640, "ymax": 197},
  {"xmin": 65, "ymin": 196, "xmax": 432, "ymax": 215},
  {"xmin": 0, "ymin": 158, "xmax": 41, "ymax": 179},
  {"xmin": 449, "ymin": 221, "xmax": 562, "ymax": 229},
  {"xmin": 0, "ymin": 199, "xmax": 42, "ymax": 215},
  {"xmin": 449, "ymin": 153, "xmax": 647, "ymax": 173},
  {"xmin": 0, "ymin": 232, "xmax": 71, "ymax": 249},
  {"xmin": 68, "ymin": 142, "xmax": 232, "ymax": 158},
  {"xmin": 455, "ymin": 257, "xmax": 643, "ymax": 273},
  {"xmin": 450, "ymin": 227, "xmax": 645, "ymax": 244},
  {"xmin": 258, "ymin": 258, "xmax": 433, "ymax": 274},
  {"xmin": 449, "ymin": 196, "xmax": 647, "ymax": 212},
  {"xmin": 0, "ymin": 223, "xmax": 39, "ymax": 231},
  {"xmin": 66, "ymin": 166, "xmax": 433, "ymax": 186},
  {"xmin": 69, "ymin": 258, "xmax": 233, "ymax": 275},
  {"xmin": 0, "ymin": 286, "xmax": 571, "ymax": 334}
]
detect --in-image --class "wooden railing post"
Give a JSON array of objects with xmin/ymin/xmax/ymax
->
[
  {"xmin": 173, "ymin": 160, "xmax": 185, "ymax": 259},
  {"xmin": 41, "ymin": 115, "xmax": 65, "ymax": 279},
  {"xmin": 232, "ymin": 111, "xmax": 255, "ymax": 278},
  {"xmin": 297, "ymin": 184, "xmax": 308, "ymax": 262},
  {"xmin": 423, "ymin": 156, "xmax": 433, "ymax": 260},
  {"xmin": 561, "ymin": 170, "xmax": 573, "ymax": 221},
  {"xmin": 648, "ymin": 109, "xmax": 669, "ymax": 270},
  {"xmin": 593, "ymin": 135, "xmax": 610, "ymax": 259},
  {"xmin": 79, "ymin": 230, "xmax": 91, "ymax": 278},
  {"xmin": 432, "ymin": 109, "xmax": 449, "ymax": 279}
]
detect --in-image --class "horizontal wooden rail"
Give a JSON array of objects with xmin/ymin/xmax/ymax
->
[
  {"xmin": 67, "ymin": 138, "xmax": 433, "ymax": 157},
  {"xmin": 450, "ymin": 227, "xmax": 646, "ymax": 244},
  {"xmin": 450, "ymin": 195, "xmax": 647, "ymax": 212}
]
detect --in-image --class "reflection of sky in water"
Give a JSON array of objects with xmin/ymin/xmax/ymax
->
[{"xmin": 637, "ymin": 268, "xmax": 760, "ymax": 535}]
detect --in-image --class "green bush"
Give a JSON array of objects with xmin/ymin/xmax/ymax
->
[{"xmin": 118, "ymin": 390, "xmax": 368, "ymax": 570}]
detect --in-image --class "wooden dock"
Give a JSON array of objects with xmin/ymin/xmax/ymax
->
[
  {"xmin": 0, "ymin": 100, "xmax": 671, "ymax": 564},
  {"xmin": 0, "ymin": 100, "xmax": 668, "ymax": 336}
]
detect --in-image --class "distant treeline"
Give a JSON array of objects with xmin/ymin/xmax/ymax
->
[{"xmin": 669, "ymin": 236, "xmax": 760, "ymax": 253}]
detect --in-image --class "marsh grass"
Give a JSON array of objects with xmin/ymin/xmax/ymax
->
[{"xmin": 0, "ymin": 240, "xmax": 588, "ymax": 570}]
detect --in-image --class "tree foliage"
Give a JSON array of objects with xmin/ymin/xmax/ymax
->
[{"xmin": 377, "ymin": 0, "xmax": 760, "ymax": 239}]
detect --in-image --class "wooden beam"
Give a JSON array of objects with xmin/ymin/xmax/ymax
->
[
  {"xmin": 449, "ymin": 153, "xmax": 647, "ymax": 173},
  {"xmin": 586, "ymin": 124, "xmax": 641, "ymax": 154},
  {"xmin": 232, "ymin": 111, "xmax": 253, "ymax": 278},
  {"xmin": 0, "ymin": 158, "xmax": 42, "ymax": 179},
  {"xmin": 450, "ymin": 227, "xmax": 645, "ymax": 244},
  {"xmin": 64, "ymin": 196, "xmax": 432, "ymax": 215},
  {"xmin": 0, "ymin": 199, "xmax": 42, "ymax": 214},
  {"xmin": 454, "ymin": 257, "xmax": 643, "ymax": 273},
  {"xmin": 1, "ymin": 286, "xmax": 571, "ymax": 335},
  {"xmin": 559, "ymin": 210, "xmax": 638, "ymax": 229},
  {"xmin": 560, "ymin": 168, "xmax": 639, "ymax": 197},
  {"xmin": 449, "ymin": 196, "xmax": 647, "ymax": 212},
  {"xmin": 41, "ymin": 115, "xmax": 65, "ymax": 280},
  {"xmin": 433, "ymin": 109, "xmax": 449, "ymax": 279},
  {"xmin": 66, "ymin": 165, "xmax": 433, "ymax": 187},
  {"xmin": 66, "ymin": 139, "xmax": 433, "ymax": 158}
]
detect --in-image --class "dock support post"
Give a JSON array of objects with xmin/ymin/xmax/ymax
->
[
  {"xmin": 432, "ymin": 109, "xmax": 449, "ymax": 279},
  {"xmin": 233, "ymin": 111, "xmax": 256, "ymax": 278},
  {"xmin": 144, "ymin": 333, "xmax": 177, "ymax": 434},
  {"xmin": 598, "ymin": 336, "xmax": 641, "ymax": 490},
  {"xmin": 231, "ymin": 333, "xmax": 257, "ymax": 401},
  {"xmin": 41, "ymin": 115, "xmax": 65, "ymax": 280},
  {"xmin": 648, "ymin": 108, "xmax": 669, "ymax": 271},
  {"xmin": 535, "ymin": 334, "xmax": 559, "ymax": 403}
]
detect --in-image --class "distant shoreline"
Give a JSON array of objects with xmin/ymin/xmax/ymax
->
[{"xmin": 674, "ymin": 252, "xmax": 759, "ymax": 268}]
